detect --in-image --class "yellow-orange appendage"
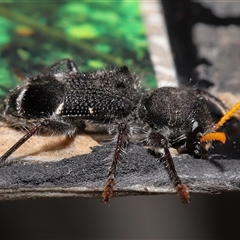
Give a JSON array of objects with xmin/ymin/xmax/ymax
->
[
  {"xmin": 200, "ymin": 132, "xmax": 226, "ymax": 143},
  {"xmin": 213, "ymin": 101, "xmax": 240, "ymax": 131}
]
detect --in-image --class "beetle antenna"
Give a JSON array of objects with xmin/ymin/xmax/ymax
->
[
  {"xmin": 213, "ymin": 101, "xmax": 240, "ymax": 131},
  {"xmin": 200, "ymin": 101, "xmax": 240, "ymax": 143}
]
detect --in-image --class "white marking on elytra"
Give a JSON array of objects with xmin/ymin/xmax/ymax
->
[
  {"xmin": 88, "ymin": 107, "xmax": 94, "ymax": 114},
  {"xmin": 55, "ymin": 102, "xmax": 64, "ymax": 115},
  {"xmin": 16, "ymin": 87, "xmax": 28, "ymax": 114}
]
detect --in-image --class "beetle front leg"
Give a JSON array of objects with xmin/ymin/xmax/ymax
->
[{"xmin": 148, "ymin": 131, "xmax": 190, "ymax": 203}]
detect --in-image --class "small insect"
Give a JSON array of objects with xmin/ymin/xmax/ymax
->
[{"xmin": 0, "ymin": 59, "xmax": 239, "ymax": 203}]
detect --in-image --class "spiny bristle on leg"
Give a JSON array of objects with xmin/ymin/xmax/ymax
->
[
  {"xmin": 176, "ymin": 184, "xmax": 190, "ymax": 204},
  {"xmin": 102, "ymin": 177, "xmax": 115, "ymax": 203}
]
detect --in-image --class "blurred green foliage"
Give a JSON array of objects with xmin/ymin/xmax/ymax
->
[{"xmin": 0, "ymin": 0, "xmax": 156, "ymax": 101}]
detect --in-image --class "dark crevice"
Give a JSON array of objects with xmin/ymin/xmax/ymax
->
[{"xmin": 161, "ymin": 0, "xmax": 240, "ymax": 87}]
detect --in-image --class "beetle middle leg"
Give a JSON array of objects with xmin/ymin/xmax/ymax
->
[
  {"xmin": 45, "ymin": 58, "xmax": 79, "ymax": 73},
  {"xmin": 102, "ymin": 121, "xmax": 130, "ymax": 203}
]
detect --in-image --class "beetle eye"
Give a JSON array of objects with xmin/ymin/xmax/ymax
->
[{"xmin": 192, "ymin": 120, "xmax": 199, "ymax": 132}]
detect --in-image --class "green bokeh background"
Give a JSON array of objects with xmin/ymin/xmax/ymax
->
[{"xmin": 0, "ymin": 1, "xmax": 156, "ymax": 102}]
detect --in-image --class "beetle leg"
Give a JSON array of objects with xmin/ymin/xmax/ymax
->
[
  {"xmin": 148, "ymin": 131, "xmax": 190, "ymax": 203},
  {"xmin": 102, "ymin": 122, "xmax": 129, "ymax": 203}
]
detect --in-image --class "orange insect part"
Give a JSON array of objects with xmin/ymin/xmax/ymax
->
[
  {"xmin": 213, "ymin": 101, "xmax": 240, "ymax": 131},
  {"xmin": 200, "ymin": 132, "xmax": 226, "ymax": 143}
]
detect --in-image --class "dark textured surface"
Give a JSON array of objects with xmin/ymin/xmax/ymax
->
[{"xmin": 0, "ymin": 141, "xmax": 240, "ymax": 200}]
